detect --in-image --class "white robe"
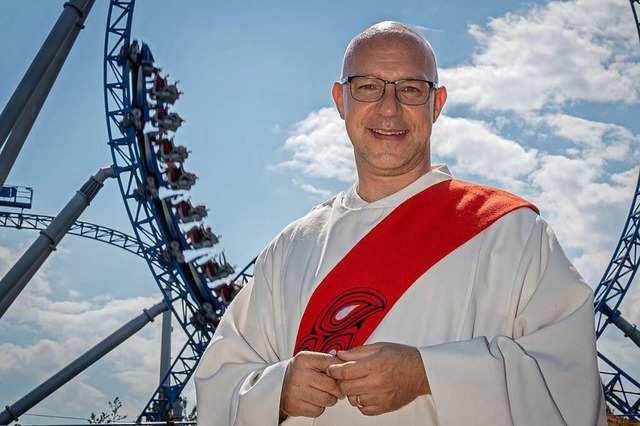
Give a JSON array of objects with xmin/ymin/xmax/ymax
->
[{"xmin": 195, "ymin": 166, "xmax": 607, "ymax": 426}]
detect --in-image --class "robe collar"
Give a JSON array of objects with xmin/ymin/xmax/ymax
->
[{"xmin": 341, "ymin": 164, "xmax": 453, "ymax": 210}]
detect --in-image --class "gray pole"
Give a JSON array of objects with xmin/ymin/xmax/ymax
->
[
  {"xmin": 612, "ymin": 313, "xmax": 640, "ymax": 349},
  {"xmin": 0, "ymin": 300, "xmax": 168, "ymax": 425},
  {"xmin": 0, "ymin": 0, "xmax": 94, "ymax": 150},
  {"xmin": 0, "ymin": 167, "xmax": 114, "ymax": 318},
  {"xmin": 160, "ymin": 287, "xmax": 172, "ymax": 385},
  {"xmin": 0, "ymin": 0, "xmax": 95, "ymax": 189}
]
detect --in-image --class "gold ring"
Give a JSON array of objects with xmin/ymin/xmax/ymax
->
[{"xmin": 356, "ymin": 394, "xmax": 363, "ymax": 408}]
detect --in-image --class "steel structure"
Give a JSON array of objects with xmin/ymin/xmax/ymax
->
[
  {"xmin": 0, "ymin": 211, "xmax": 145, "ymax": 258},
  {"xmin": 0, "ymin": 167, "xmax": 114, "ymax": 320},
  {"xmin": 104, "ymin": 0, "xmax": 242, "ymax": 420},
  {"xmin": 0, "ymin": 0, "xmax": 246, "ymax": 422},
  {"xmin": 594, "ymin": 169, "xmax": 640, "ymax": 419},
  {"xmin": 0, "ymin": 301, "xmax": 168, "ymax": 424},
  {"xmin": 0, "ymin": 186, "xmax": 33, "ymax": 209}
]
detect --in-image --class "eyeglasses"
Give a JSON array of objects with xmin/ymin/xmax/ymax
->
[{"xmin": 340, "ymin": 75, "xmax": 437, "ymax": 106}]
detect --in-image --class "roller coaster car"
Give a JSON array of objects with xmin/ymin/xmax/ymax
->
[
  {"xmin": 186, "ymin": 225, "xmax": 219, "ymax": 249},
  {"xmin": 173, "ymin": 200, "xmax": 208, "ymax": 223},
  {"xmin": 164, "ymin": 164, "xmax": 197, "ymax": 190},
  {"xmin": 117, "ymin": 40, "xmax": 139, "ymax": 66},
  {"xmin": 121, "ymin": 108, "xmax": 144, "ymax": 131},
  {"xmin": 199, "ymin": 258, "xmax": 221, "ymax": 281},
  {"xmin": 149, "ymin": 73, "xmax": 182, "ymax": 104},
  {"xmin": 211, "ymin": 282, "xmax": 237, "ymax": 305},
  {"xmin": 162, "ymin": 240, "xmax": 185, "ymax": 264},
  {"xmin": 152, "ymin": 109, "xmax": 184, "ymax": 133},
  {"xmin": 199, "ymin": 252, "xmax": 235, "ymax": 281},
  {"xmin": 155, "ymin": 137, "xmax": 189, "ymax": 164},
  {"xmin": 217, "ymin": 251, "xmax": 235, "ymax": 276},
  {"xmin": 140, "ymin": 42, "xmax": 159, "ymax": 76}
]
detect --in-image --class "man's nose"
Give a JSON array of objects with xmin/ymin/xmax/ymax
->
[{"xmin": 375, "ymin": 84, "xmax": 402, "ymax": 116}]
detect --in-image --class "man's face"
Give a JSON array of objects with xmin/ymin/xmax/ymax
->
[{"xmin": 332, "ymin": 36, "xmax": 446, "ymax": 181}]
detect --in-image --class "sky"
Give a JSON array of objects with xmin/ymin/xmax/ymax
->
[{"xmin": 0, "ymin": 0, "xmax": 639, "ymax": 422}]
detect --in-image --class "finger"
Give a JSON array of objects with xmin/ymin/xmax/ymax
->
[
  {"xmin": 298, "ymin": 351, "xmax": 345, "ymax": 371},
  {"xmin": 300, "ymin": 386, "xmax": 340, "ymax": 409},
  {"xmin": 326, "ymin": 360, "xmax": 369, "ymax": 380},
  {"xmin": 358, "ymin": 404, "xmax": 386, "ymax": 416},
  {"xmin": 335, "ymin": 376, "xmax": 371, "ymax": 397},
  {"xmin": 308, "ymin": 370, "xmax": 344, "ymax": 399},
  {"xmin": 347, "ymin": 394, "xmax": 363, "ymax": 408},
  {"xmin": 286, "ymin": 400, "xmax": 327, "ymax": 418},
  {"xmin": 336, "ymin": 344, "xmax": 380, "ymax": 361}
]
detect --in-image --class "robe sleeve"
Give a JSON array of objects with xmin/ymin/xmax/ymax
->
[
  {"xmin": 419, "ymin": 216, "xmax": 607, "ymax": 426},
  {"xmin": 195, "ymin": 238, "xmax": 288, "ymax": 426}
]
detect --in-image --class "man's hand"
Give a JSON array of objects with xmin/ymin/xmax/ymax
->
[
  {"xmin": 279, "ymin": 351, "xmax": 345, "ymax": 421},
  {"xmin": 326, "ymin": 342, "xmax": 430, "ymax": 416}
]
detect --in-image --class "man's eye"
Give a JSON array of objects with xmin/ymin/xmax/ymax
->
[
  {"xmin": 358, "ymin": 84, "xmax": 379, "ymax": 91},
  {"xmin": 400, "ymin": 85, "xmax": 422, "ymax": 94}
]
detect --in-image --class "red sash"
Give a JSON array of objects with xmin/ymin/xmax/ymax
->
[{"xmin": 293, "ymin": 179, "xmax": 538, "ymax": 355}]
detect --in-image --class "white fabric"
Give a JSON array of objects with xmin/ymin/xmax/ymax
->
[{"xmin": 195, "ymin": 166, "xmax": 606, "ymax": 425}]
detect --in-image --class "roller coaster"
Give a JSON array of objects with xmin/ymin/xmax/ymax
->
[{"xmin": 0, "ymin": 0, "xmax": 638, "ymax": 423}]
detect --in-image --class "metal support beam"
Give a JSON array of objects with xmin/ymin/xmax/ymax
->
[
  {"xmin": 0, "ymin": 300, "xmax": 168, "ymax": 425},
  {"xmin": 612, "ymin": 314, "xmax": 640, "ymax": 349},
  {"xmin": 0, "ymin": 0, "xmax": 95, "ymax": 150},
  {"xmin": 160, "ymin": 287, "xmax": 172, "ymax": 385},
  {"xmin": 0, "ymin": 0, "xmax": 96, "ymax": 189},
  {"xmin": 0, "ymin": 167, "xmax": 114, "ymax": 318}
]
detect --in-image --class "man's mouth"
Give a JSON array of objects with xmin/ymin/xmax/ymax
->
[{"xmin": 371, "ymin": 129, "xmax": 407, "ymax": 136}]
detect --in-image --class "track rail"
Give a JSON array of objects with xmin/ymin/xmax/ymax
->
[
  {"xmin": 104, "ymin": 1, "xmax": 225, "ymax": 420},
  {"xmin": 0, "ymin": 211, "xmax": 145, "ymax": 257}
]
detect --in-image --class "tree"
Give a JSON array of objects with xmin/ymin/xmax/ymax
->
[
  {"xmin": 87, "ymin": 397, "xmax": 127, "ymax": 423},
  {"xmin": 181, "ymin": 396, "xmax": 197, "ymax": 421}
]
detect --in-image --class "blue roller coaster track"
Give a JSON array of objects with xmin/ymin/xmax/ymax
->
[
  {"xmin": 104, "ymin": 0, "xmax": 243, "ymax": 420},
  {"xmin": 0, "ymin": 211, "xmax": 145, "ymax": 258}
]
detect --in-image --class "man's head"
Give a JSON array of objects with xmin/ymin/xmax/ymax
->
[
  {"xmin": 340, "ymin": 21, "xmax": 439, "ymax": 85},
  {"xmin": 332, "ymin": 22, "xmax": 447, "ymax": 190}
]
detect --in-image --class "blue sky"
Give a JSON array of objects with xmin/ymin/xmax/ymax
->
[{"xmin": 0, "ymin": 0, "xmax": 639, "ymax": 422}]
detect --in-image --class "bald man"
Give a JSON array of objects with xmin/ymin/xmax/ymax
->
[{"xmin": 195, "ymin": 22, "xmax": 606, "ymax": 425}]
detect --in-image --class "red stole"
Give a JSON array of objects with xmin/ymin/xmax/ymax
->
[{"xmin": 293, "ymin": 179, "xmax": 538, "ymax": 355}]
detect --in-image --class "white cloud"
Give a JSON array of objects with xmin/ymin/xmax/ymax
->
[
  {"xmin": 414, "ymin": 25, "xmax": 442, "ymax": 33},
  {"xmin": 0, "ymin": 244, "xmax": 167, "ymax": 420},
  {"xmin": 432, "ymin": 116, "xmax": 539, "ymax": 192},
  {"xmin": 272, "ymin": 107, "xmax": 355, "ymax": 182},
  {"xmin": 441, "ymin": 0, "xmax": 640, "ymax": 113},
  {"xmin": 296, "ymin": 181, "xmax": 332, "ymax": 200},
  {"xmin": 532, "ymin": 113, "xmax": 639, "ymax": 162}
]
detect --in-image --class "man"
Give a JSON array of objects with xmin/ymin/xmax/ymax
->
[{"xmin": 195, "ymin": 22, "xmax": 606, "ymax": 425}]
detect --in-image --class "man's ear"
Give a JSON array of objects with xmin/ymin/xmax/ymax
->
[
  {"xmin": 432, "ymin": 86, "xmax": 447, "ymax": 123},
  {"xmin": 332, "ymin": 82, "xmax": 346, "ymax": 119}
]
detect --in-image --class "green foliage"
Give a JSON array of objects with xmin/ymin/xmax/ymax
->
[
  {"xmin": 87, "ymin": 397, "xmax": 127, "ymax": 424},
  {"xmin": 182, "ymin": 396, "xmax": 197, "ymax": 421},
  {"xmin": 87, "ymin": 395, "xmax": 196, "ymax": 423}
]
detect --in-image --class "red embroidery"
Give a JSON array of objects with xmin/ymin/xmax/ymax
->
[{"xmin": 295, "ymin": 288, "xmax": 386, "ymax": 354}]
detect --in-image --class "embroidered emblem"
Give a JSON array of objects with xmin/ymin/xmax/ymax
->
[{"xmin": 294, "ymin": 288, "xmax": 386, "ymax": 354}]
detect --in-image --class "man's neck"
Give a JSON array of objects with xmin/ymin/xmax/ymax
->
[{"xmin": 356, "ymin": 165, "xmax": 432, "ymax": 203}]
